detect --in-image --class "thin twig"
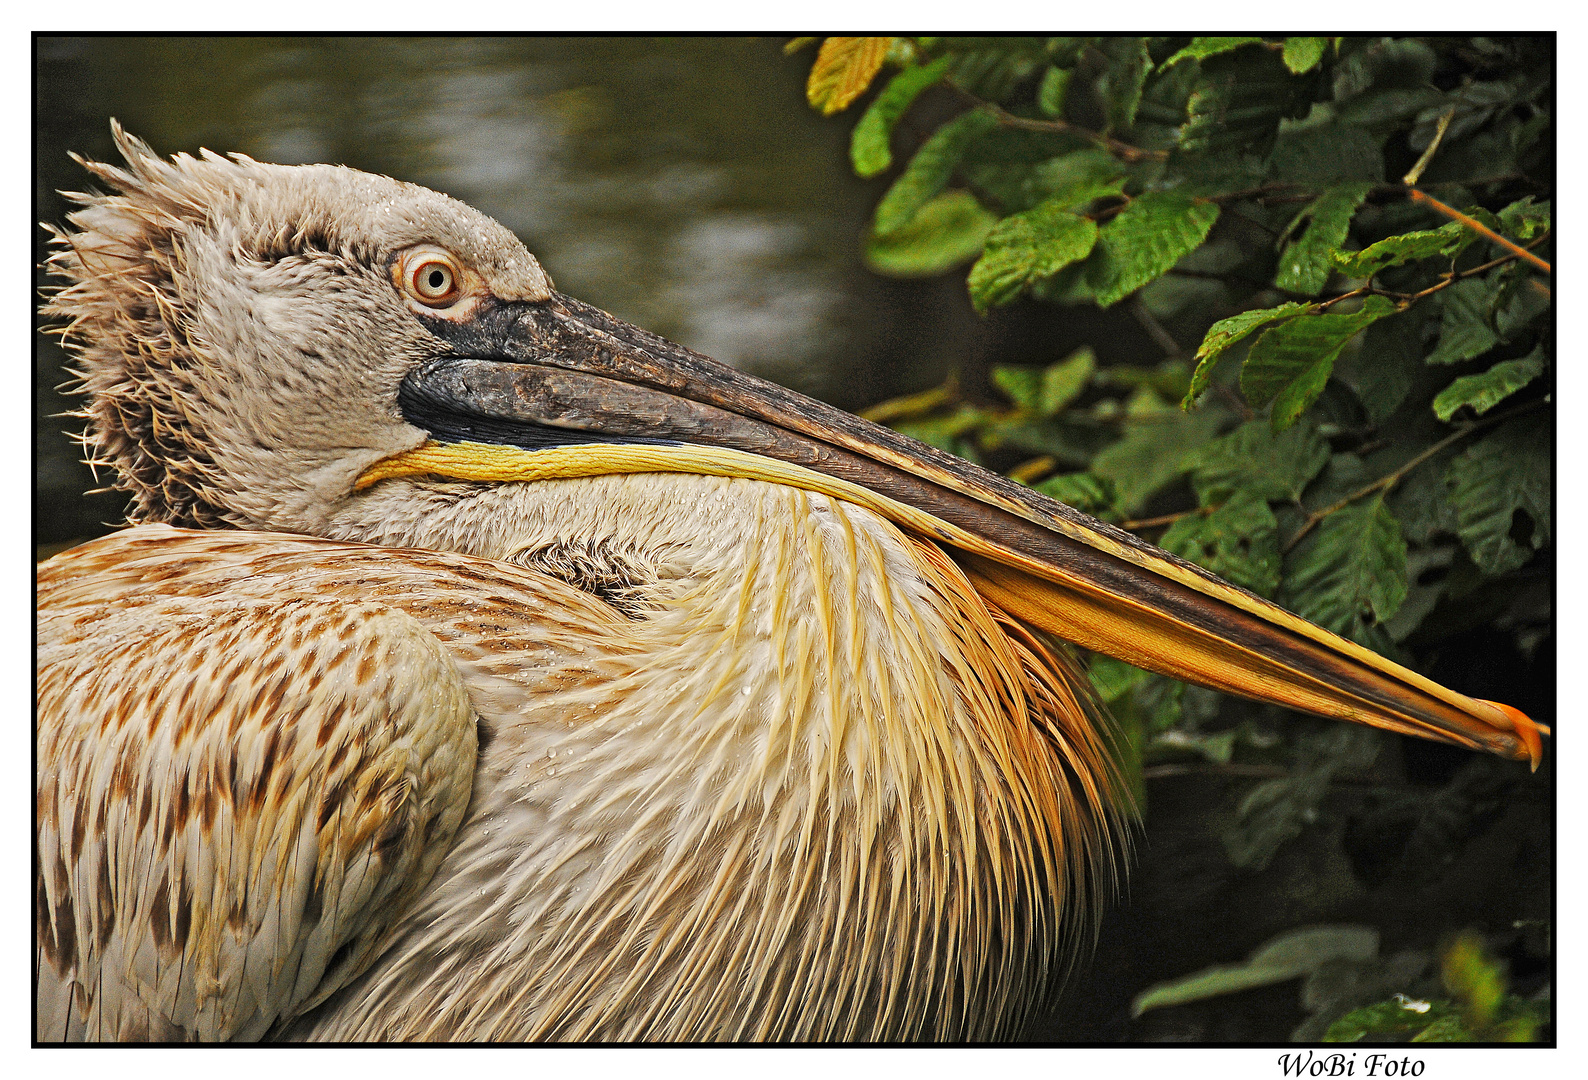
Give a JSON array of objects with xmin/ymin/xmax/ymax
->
[
  {"xmin": 1408, "ymin": 189, "xmax": 1552, "ymax": 273},
  {"xmin": 1123, "ymin": 506, "xmax": 1208, "ymax": 531},
  {"xmin": 970, "ymin": 96, "xmax": 1168, "ymax": 163},
  {"xmin": 1402, "ymin": 232, "xmax": 1553, "ymax": 303},
  {"xmin": 1402, "ymin": 107, "xmax": 1456, "ymax": 187},
  {"xmin": 1283, "ymin": 398, "xmax": 1547, "ymax": 553},
  {"xmin": 1313, "ymin": 231, "xmax": 1552, "ymax": 312},
  {"xmin": 1131, "ymin": 298, "xmax": 1183, "ymax": 359},
  {"xmin": 1141, "ymin": 762, "xmax": 1392, "ymax": 787}
]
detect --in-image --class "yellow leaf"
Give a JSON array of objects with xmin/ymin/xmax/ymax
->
[
  {"xmin": 807, "ymin": 36, "xmax": 894, "ymax": 115},
  {"xmin": 783, "ymin": 37, "xmax": 818, "ymax": 55}
]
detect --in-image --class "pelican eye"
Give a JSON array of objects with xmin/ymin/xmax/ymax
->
[{"xmin": 400, "ymin": 250, "xmax": 464, "ymax": 307}]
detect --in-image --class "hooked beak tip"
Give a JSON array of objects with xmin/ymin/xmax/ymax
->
[{"xmin": 1473, "ymin": 699, "xmax": 1548, "ymax": 770}]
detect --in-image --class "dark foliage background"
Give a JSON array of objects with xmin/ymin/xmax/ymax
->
[
  {"xmin": 796, "ymin": 34, "xmax": 1552, "ymax": 1042},
  {"xmin": 36, "ymin": 35, "xmax": 1551, "ymax": 1042}
]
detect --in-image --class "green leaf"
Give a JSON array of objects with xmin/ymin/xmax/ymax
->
[
  {"xmin": 1180, "ymin": 49, "xmax": 1307, "ymax": 153},
  {"xmin": 1027, "ymin": 150, "xmax": 1128, "ymax": 209},
  {"xmin": 872, "ymin": 107, "xmax": 999, "ymax": 236},
  {"xmin": 1224, "ymin": 726, "xmax": 1381, "ymax": 869},
  {"xmin": 1269, "ymin": 123, "xmax": 1385, "ymax": 184},
  {"xmin": 1160, "ymin": 36, "xmax": 1267, "ymax": 72},
  {"xmin": 864, "ymin": 190, "xmax": 997, "ymax": 277},
  {"xmin": 1241, "ymin": 297, "xmax": 1396, "ymax": 429},
  {"xmin": 1441, "ymin": 932, "xmax": 1505, "ymax": 1029},
  {"xmin": 1036, "ymin": 471, "xmax": 1113, "ymax": 514},
  {"xmin": 992, "ymin": 348, "xmax": 1095, "ymax": 417},
  {"xmin": 1347, "ymin": 306, "xmax": 1431, "ymax": 424},
  {"xmin": 1446, "ymin": 417, "xmax": 1550, "ymax": 574},
  {"xmin": 1431, "ymin": 347, "xmax": 1544, "ymax": 421},
  {"xmin": 1326, "ymin": 998, "xmax": 1460, "ymax": 1042},
  {"xmin": 1133, "ymin": 926, "xmax": 1379, "ymax": 1017},
  {"xmin": 1274, "ymin": 182, "xmax": 1374, "ymax": 296},
  {"xmin": 1425, "ymin": 277, "xmax": 1501, "ymax": 365},
  {"xmin": 894, "ymin": 404, "xmax": 989, "ymax": 458},
  {"xmin": 1184, "ymin": 302, "xmax": 1316, "ymax": 405},
  {"xmin": 941, "ymin": 40, "xmax": 1050, "ymax": 102},
  {"xmin": 968, "ymin": 202, "xmax": 1098, "ymax": 311},
  {"xmin": 1411, "ymin": 1014, "xmax": 1478, "ymax": 1042},
  {"xmin": 1282, "ymin": 37, "xmax": 1329, "ymax": 75},
  {"xmin": 1097, "ymin": 37, "xmax": 1151, "ymax": 132},
  {"xmin": 1495, "ymin": 272, "xmax": 1552, "ymax": 340},
  {"xmin": 1191, "ymin": 419, "xmax": 1331, "ymax": 504},
  {"xmin": 1037, "ymin": 64, "xmax": 1071, "ymax": 118},
  {"xmin": 1162, "ymin": 490, "xmax": 1282, "ymax": 596},
  {"xmin": 1091, "ymin": 409, "xmax": 1224, "ymax": 514},
  {"xmin": 1498, "ymin": 196, "xmax": 1550, "ymax": 239},
  {"xmin": 1087, "ymin": 193, "xmax": 1221, "ymax": 308},
  {"xmin": 1387, "ymin": 446, "xmax": 1461, "ymax": 544},
  {"xmin": 1284, "ymin": 494, "xmax": 1408, "ymax": 648},
  {"xmin": 1088, "ymin": 654, "xmax": 1149, "ymax": 702},
  {"xmin": 1332, "ymin": 222, "xmax": 1465, "ymax": 277},
  {"xmin": 850, "ymin": 56, "xmax": 955, "ymax": 178}
]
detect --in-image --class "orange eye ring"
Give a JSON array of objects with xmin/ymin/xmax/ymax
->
[{"xmin": 399, "ymin": 250, "xmax": 464, "ymax": 307}]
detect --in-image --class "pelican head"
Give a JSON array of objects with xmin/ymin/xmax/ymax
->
[{"xmin": 38, "ymin": 124, "xmax": 1545, "ymax": 1042}]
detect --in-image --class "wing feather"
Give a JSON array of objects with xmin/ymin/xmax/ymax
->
[{"xmin": 37, "ymin": 531, "xmax": 479, "ymax": 1042}]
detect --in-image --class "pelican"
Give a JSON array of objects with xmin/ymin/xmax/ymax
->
[{"xmin": 36, "ymin": 124, "xmax": 1545, "ymax": 1043}]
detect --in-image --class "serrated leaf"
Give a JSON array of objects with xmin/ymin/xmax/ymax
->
[
  {"xmin": 1097, "ymin": 37, "xmax": 1151, "ymax": 132},
  {"xmin": 1133, "ymin": 926, "xmax": 1379, "ymax": 1017},
  {"xmin": 1180, "ymin": 48, "xmax": 1307, "ymax": 153},
  {"xmin": 1162, "ymin": 490, "xmax": 1282, "ymax": 596},
  {"xmin": 1332, "ymin": 221, "xmax": 1465, "ymax": 277},
  {"xmin": 960, "ymin": 137, "xmax": 1123, "ymax": 214},
  {"xmin": 1191, "ymin": 419, "xmax": 1331, "ymax": 504},
  {"xmin": 1037, "ymin": 64, "xmax": 1071, "ymax": 118},
  {"xmin": 968, "ymin": 202, "xmax": 1097, "ymax": 311},
  {"xmin": 1446, "ymin": 417, "xmax": 1550, "ymax": 574},
  {"xmin": 864, "ymin": 190, "xmax": 997, "ymax": 278},
  {"xmin": 1241, "ymin": 297, "xmax": 1396, "ymax": 428},
  {"xmin": 1282, "ymin": 37, "xmax": 1329, "ymax": 74},
  {"xmin": 1498, "ymin": 196, "xmax": 1550, "ymax": 239},
  {"xmin": 1028, "ymin": 150, "xmax": 1128, "ymax": 209},
  {"xmin": 942, "ymin": 41, "xmax": 1049, "ymax": 102},
  {"xmin": 850, "ymin": 57, "xmax": 955, "ymax": 178},
  {"xmin": 1284, "ymin": 494, "xmax": 1408, "ymax": 647},
  {"xmin": 872, "ymin": 107, "xmax": 999, "ymax": 236},
  {"xmin": 1160, "ymin": 36, "xmax": 1267, "ymax": 71},
  {"xmin": 1425, "ymin": 277, "xmax": 1501, "ymax": 365},
  {"xmin": 807, "ymin": 37, "xmax": 894, "ymax": 115},
  {"xmin": 1275, "ymin": 182, "xmax": 1373, "ymax": 295},
  {"xmin": 1091, "ymin": 408, "xmax": 1224, "ymax": 514},
  {"xmin": 1037, "ymin": 471, "xmax": 1113, "ymax": 514},
  {"xmin": 1087, "ymin": 193, "xmax": 1220, "ymax": 308},
  {"xmin": 1348, "ymin": 307, "xmax": 1430, "ymax": 424},
  {"xmin": 1387, "ymin": 445, "xmax": 1460, "ymax": 544},
  {"xmin": 1184, "ymin": 302, "xmax": 1316, "ymax": 405},
  {"xmin": 1431, "ymin": 348, "xmax": 1544, "ymax": 421}
]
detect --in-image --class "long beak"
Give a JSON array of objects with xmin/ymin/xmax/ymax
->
[{"xmin": 360, "ymin": 293, "xmax": 1546, "ymax": 767}]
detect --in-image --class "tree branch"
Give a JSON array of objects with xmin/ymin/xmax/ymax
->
[
  {"xmin": 1408, "ymin": 189, "xmax": 1552, "ymax": 273},
  {"xmin": 1282, "ymin": 398, "xmax": 1547, "ymax": 553}
]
